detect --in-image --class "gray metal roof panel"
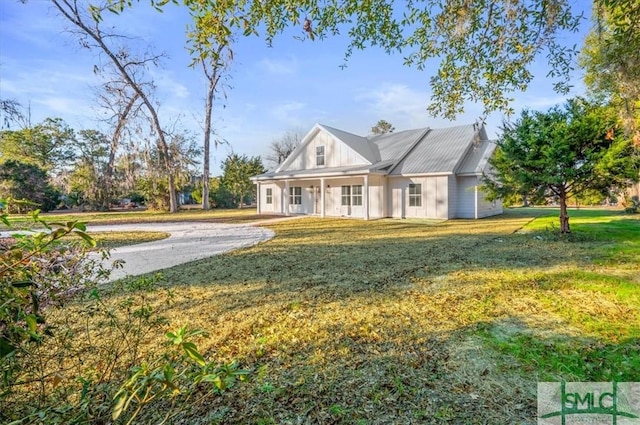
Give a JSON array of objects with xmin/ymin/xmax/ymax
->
[
  {"xmin": 389, "ymin": 124, "xmax": 476, "ymax": 175},
  {"xmin": 456, "ymin": 140, "xmax": 496, "ymax": 175},
  {"xmin": 370, "ymin": 128, "xmax": 429, "ymax": 162}
]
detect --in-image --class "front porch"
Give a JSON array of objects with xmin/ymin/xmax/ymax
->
[{"xmin": 256, "ymin": 175, "xmax": 385, "ymax": 220}]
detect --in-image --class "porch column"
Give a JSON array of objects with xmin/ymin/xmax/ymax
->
[
  {"xmin": 474, "ymin": 182, "xmax": 478, "ymax": 219},
  {"xmin": 320, "ymin": 178, "xmax": 326, "ymax": 218},
  {"xmin": 364, "ymin": 175, "xmax": 370, "ymax": 220},
  {"xmin": 284, "ymin": 180, "xmax": 290, "ymax": 216},
  {"xmin": 256, "ymin": 182, "xmax": 261, "ymax": 215}
]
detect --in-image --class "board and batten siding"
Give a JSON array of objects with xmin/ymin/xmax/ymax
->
[
  {"xmin": 387, "ymin": 176, "xmax": 449, "ymax": 219},
  {"xmin": 281, "ymin": 131, "xmax": 368, "ymax": 171},
  {"xmin": 455, "ymin": 176, "xmax": 503, "ymax": 218},
  {"xmin": 259, "ymin": 182, "xmax": 282, "ymax": 214}
]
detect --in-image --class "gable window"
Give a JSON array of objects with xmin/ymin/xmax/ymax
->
[
  {"xmin": 409, "ymin": 183, "xmax": 422, "ymax": 207},
  {"xmin": 316, "ymin": 146, "xmax": 325, "ymax": 166},
  {"xmin": 352, "ymin": 185, "xmax": 363, "ymax": 206},
  {"xmin": 341, "ymin": 185, "xmax": 351, "ymax": 206},
  {"xmin": 265, "ymin": 188, "xmax": 273, "ymax": 204},
  {"xmin": 289, "ymin": 186, "xmax": 302, "ymax": 205}
]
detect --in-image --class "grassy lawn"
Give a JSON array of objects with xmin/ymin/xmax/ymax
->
[
  {"xmin": 0, "ymin": 207, "xmax": 274, "ymax": 228},
  {"xmin": 90, "ymin": 231, "xmax": 170, "ymax": 249},
  {"xmin": 12, "ymin": 208, "xmax": 640, "ymax": 424}
]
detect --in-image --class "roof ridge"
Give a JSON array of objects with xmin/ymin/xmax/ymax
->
[{"xmin": 386, "ymin": 127, "xmax": 431, "ymax": 175}]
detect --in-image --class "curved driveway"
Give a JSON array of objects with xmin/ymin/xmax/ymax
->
[{"xmin": 88, "ymin": 222, "xmax": 275, "ymax": 281}]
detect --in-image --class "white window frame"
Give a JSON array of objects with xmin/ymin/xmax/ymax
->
[
  {"xmin": 289, "ymin": 186, "xmax": 302, "ymax": 205},
  {"xmin": 409, "ymin": 183, "xmax": 422, "ymax": 207},
  {"xmin": 265, "ymin": 188, "xmax": 273, "ymax": 204},
  {"xmin": 316, "ymin": 146, "xmax": 325, "ymax": 166},
  {"xmin": 352, "ymin": 185, "xmax": 363, "ymax": 206},
  {"xmin": 341, "ymin": 185, "xmax": 351, "ymax": 206}
]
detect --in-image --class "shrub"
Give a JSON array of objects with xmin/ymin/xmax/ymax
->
[{"xmin": 0, "ymin": 203, "xmax": 246, "ymax": 423}]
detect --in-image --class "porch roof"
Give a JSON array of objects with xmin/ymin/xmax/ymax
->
[{"xmin": 251, "ymin": 162, "xmax": 392, "ymax": 181}]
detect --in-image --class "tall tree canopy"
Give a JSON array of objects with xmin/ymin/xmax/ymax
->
[
  {"xmin": 221, "ymin": 153, "xmax": 265, "ymax": 208},
  {"xmin": 484, "ymin": 98, "xmax": 639, "ymax": 234},
  {"xmin": 107, "ymin": 0, "xmax": 585, "ymax": 119},
  {"xmin": 0, "ymin": 118, "xmax": 75, "ymax": 174},
  {"xmin": 371, "ymin": 120, "xmax": 395, "ymax": 135},
  {"xmin": 581, "ymin": 0, "xmax": 640, "ymax": 145}
]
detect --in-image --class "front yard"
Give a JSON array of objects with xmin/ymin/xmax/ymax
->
[{"xmin": 7, "ymin": 208, "xmax": 640, "ymax": 424}]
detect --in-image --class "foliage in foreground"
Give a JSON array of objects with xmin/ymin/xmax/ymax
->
[{"xmin": 0, "ymin": 209, "xmax": 245, "ymax": 424}]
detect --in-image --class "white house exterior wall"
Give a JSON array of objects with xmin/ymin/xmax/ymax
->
[
  {"xmin": 476, "ymin": 185, "xmax": 503, "ymax": 218},
  {"xmin": 455, "ymin": 176, "xmax": 503, "ymax": 218},
  {"xmin": 281, "ymin": 131, "xmax": 368, "ymax": 171},
  {"xmin": 447, "ymin": 175, "xmax": 457, "ymax": 219},
  {"xmin": 455, "ymin": 176, "xmax": 476, "ymax": 218},
  {"xmin": 259, "ymin": 182, "xmax": 282, "ymax": 214},
  {"xmin": 368, "ymin": 175, "xmax": 386, "ymax": 219},
  {"xmin": 387, "ymin": 176, "xmax": 449, "ymax": 219}
]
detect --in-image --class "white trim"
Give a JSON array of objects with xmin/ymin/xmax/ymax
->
[
  {"xmin": 257, "ymin": 182, "xmax": 261, "ymax": 214},
  {"xmin": 320, "ymin": 177, "xmax": 326, "ymax": 217},
  {"xmin": 364, "ymin": 175, "xmax": 369, "ymax": 220}
]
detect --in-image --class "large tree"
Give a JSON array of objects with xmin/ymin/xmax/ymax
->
[
  {"xmin": 220, "ymin": 153, "xmax": 265, "ymax": 208},
  {"xmin": 0, "ymin": 160, "xmax": 60, "ymax": 213},
  {"xmin": 65, "ymin": 129, "xmax": 111, "ymax": 210},
  {"xmin": 108, "ymin": 0, "xmax": 584, "ymax": 119},
  {"xmin": 484, "ymin": 98, "xmax": 639, "ymax": 234},
  {"xmin": 265, "ymin": 129, "xmax": 303, "ymax": 170},
  {"xmin": 185, "ymin": 2, "xmax": 234, "ymax": 211},
  {"xmin": 52, "ymin": 0, "xmax": 180, "ymax": 212},
  {"xmin": 581, "ymin": 0, "xmax": 640, "ymax": 144},
  {"xmin": 0, "ymin": 118, "xmax": 75, "ymax": 174}
]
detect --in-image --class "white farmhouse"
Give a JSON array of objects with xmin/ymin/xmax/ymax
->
[{"xmin": 251, "ymin": 123, "xmax": 502, "ymax": 219}]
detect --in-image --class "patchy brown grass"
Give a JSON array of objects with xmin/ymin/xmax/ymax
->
[{"xmin": 22, "ymin": 209, "xmax": 640, "ymax": 423}]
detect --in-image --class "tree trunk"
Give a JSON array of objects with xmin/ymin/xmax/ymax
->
[
  {"xmin": 202, "ymin": 74, "xmax": 215, "ymax": 211},
  {"xmin": 52, "ymin": 0, "xmax": 177, "ymax": 213},
  {"xmin": 559, "ymin": 191, "xmax": 570, "ymax": 234}
]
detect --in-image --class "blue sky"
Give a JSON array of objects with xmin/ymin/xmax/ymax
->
[{"xmin": 1, "ymin": 1, "xmax": 591, "ymax": 174}]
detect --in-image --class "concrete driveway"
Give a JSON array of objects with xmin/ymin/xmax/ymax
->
[{"xmin": 88, "ymin": 222, "xmax": 275, "ymax": 281}]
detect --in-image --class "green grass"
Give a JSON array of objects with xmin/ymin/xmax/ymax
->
[
  {"xmin": 90, "ymin": 231, "xmax": 170, "ymax": 249},
  {"xmin": 10, "ymin": 207, "xmax": 640, "ymax": 424},
  {"xmin": 0, "ymin": 207, "xmax": 275, "ymax": 228}
]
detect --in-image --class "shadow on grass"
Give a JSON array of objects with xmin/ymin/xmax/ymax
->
[{"xmin": 96, "ymin": 210, "xmax": 638, "ymax": 424}]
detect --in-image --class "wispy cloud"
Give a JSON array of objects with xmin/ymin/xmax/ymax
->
[
  {"xmin": 270, "ymin": 100, "xmax": 306, "ymax": 125},
  {"xmin": 258, "ymin": 57, "xmax": 298, "ymax": 76},
  {"xmin": 356, "ymin": 83, "xmax": 433, "ymax": 129}
]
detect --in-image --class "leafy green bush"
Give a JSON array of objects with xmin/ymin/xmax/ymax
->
[{"xmin": 625, "ymin": 196, "xmax": 639, "ymax": 213}]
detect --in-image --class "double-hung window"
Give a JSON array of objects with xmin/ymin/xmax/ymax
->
[
  {"xmin": 341, "ymin": 185, "xmax": 363, "ymax": 206},
  {"xmin": 409, "ymin": 183, "xmax": 422, "ymax": 207},
  {"xmin": 341, "ymin": 185, "xmax": 351, "ymax": 206},
  {"xmin": 289, "ymin": 186, "xmax": 302, "ymax": 205},
  {"xmin": 351, "ymin": 185, "xmax": 363, "ymax": 206},
  {"xmin": 316, "ymin": 146, "xmax": 325, "ymax": 166},
  {"xmin": 265, "ymin": 188, "xmax": 273, "ymax": 204}
]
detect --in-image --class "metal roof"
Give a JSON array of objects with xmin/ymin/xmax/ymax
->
[
  {"xmin": 389, "ymin": 124, "xmax": 477, "ymax": 175},
  {"xmin": 256, "ymin": 122, "xmax": 488, "ymax": 180},
  {"xmin": 456, "ymin": 140, "xmax": 497, "ymax": 175},
  {"xmin": 370, "ymin": 128, "xmax": 429, "ymax": 162}
]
